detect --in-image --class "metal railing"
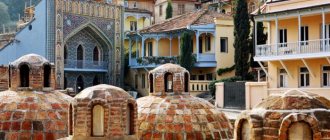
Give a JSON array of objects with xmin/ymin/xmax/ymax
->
[
  {"xmin": 197, "ymin": 53, "xmax": 216, "ymax": 62},
  {"xmin": 255, "ymin": 39, "xmax": 330, "ymax": 57},
  {"xmin": 64, "ymin": 59, "xmax": 108, "ymax": 70}
]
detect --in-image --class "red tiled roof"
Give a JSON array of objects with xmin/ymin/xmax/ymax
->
[{"xmin": 139, "ymin": 9, "xmax": 232, "ymax": 33}]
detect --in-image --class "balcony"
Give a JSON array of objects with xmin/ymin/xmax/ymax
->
[
  {"xmin": 255, "ymin": 39, "xmax": 330, "ymax": 61},
  {"xmin": 64, "ymin": 60, "xmax": 108, "ymax": 72},
  {"xmin": 195, "ymin": 53, "xmax": 217, "ymax": 67},
  {"xmin": 130, "ymin": 56, "xmax": 178, "ymax": 68}
]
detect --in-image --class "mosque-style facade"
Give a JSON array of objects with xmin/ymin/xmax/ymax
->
[{"xmin": 0, "ymin": 0, "xmax": 124, "ymax": 93}]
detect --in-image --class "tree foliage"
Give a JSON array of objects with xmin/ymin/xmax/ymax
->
[
  {"xmin": 0, "ymin": 0, "xmax": 41, "ymax": 23},
  {"xmin": 179, "ymin": 32, "xmax": 195, "ymax": 72},
  {"xmin": 233, "ymin": 0, "xmax": 251, "ymax": 80},
  {"xmin": 165, "ymin": 0, "xmax": 173, "ymax": 19},
  {"xmin": 0, "ymin": 2, "xmax": 11, "ymax": 26},
  {"xmin": 256, "ymin": 10, "xmax": 267, "ymax": 45}
]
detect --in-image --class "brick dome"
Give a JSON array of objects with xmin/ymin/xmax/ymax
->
[
  {"xmin": 11, "ymin": 54, "xmax": 50, "ymax": 68},
  {"xmin": 234, "ymin": 89, "xmax": 330, "ymax": 140},
  {"xmin": 72, "ymin": 84, "xmax": 137, "ymax": 139},
  {"xmin": 137, "ymin": 64, "xmax": 233, "ymax": 140},
  {"xmin": 0, "ymin": 90, "xmax": 73, "ymax": 140}
]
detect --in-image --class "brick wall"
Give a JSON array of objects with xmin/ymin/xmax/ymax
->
[
  {"xmin": 0, "ymin": 66, "xmax": 8, "ymax": 91},
  {"xmin": 152, "ymin": 72, "xmax": 186, "ymax": 95}
]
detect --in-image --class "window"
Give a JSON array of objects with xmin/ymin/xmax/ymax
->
[
  {"xmin": 288, "ymin": 122, "xmax": 312, "ymax": 140},
  {"xmin": 300, "ymin": 67, "xmax": 310, "ymax": 87},
  {"xmin": 130, "ymin": 21, "xmax": 137, "ymax": 31},
  {"xmin": 279, "ymin": 69, "xmax": 288, "ymax": 88},
  {"xmin": 164, "ymin": 73, "xmax": 173, "ymax": 92},
  {"xmin": 199, "ymin": 36, "xmax": 203, "ymax": 53},
  {"xmin": 64, "ymin": 45, "xmax": 68, "ymax": 60},
  {"xmin": 206, "ymin": 74, "xmax": 213, "ymax": 81},
  {"xmin": 220, "ymin": 37, "xmax": 228, "ymax": 53},
  {"xmin": 300, "ymin": 26, "xmax": 309, "ymax": 45},
  {"xmin": 322, "ymin": 66, "xmax": 330, "ymax": 87},
  {"xmin": 127, "ymin": 104, "xmax": 135, "ymax": 135},
  {"xmin": 205, "ymin": 35, "xmax": 211, "ymax": 52},
  {"xmin": 190, "ymin": 75, "xmax": 197, "ymax": 80},
  {"xmin": 149, "ymin": 74, "xmax": 154, "ymax": 92},
  {"xmin": 148, "ymin": 42, "xmax": 153, "ymax": 56},
  {"xmin": 133, "ymin": 2, "xmax": 137, "ymax": 8},
  {"xmin": 20, "ymin": 64, "xmax": 30, "ymax": 87},
  {"xmin": 77, "ymin": 45, "xmax": 83, "ymax": 68},
  {"xmin": 279, "ymin": 29, "xmax": 287, "ymax": 47},
  {"xmin": 159, "ymin": 5, "xmax": 163, "ymax": 16},
  {"xmin": 221, "ymin": 9, "xmax": 226, "ymax": 14},
  {"xmin": 135, "ymin": 75, "xmax": 138, "ymax": 89},
  {"xmin": 93, "ymin": 47, "xmax": 100, "ymax": 64},
  {"xmin": 43, "ymin": 64, "xmax": 51, "ymax": 87},
  {"xmin": 141, "ymin": 74, "xmax": 146, "ymax": 89},
  {"xmin": 198, "ymin": 75, "xmax": 205, "ymax": 80},
  {"xmin": 92, "ymin": 105, "xmax": 104, "ymax": 136},
  {"xmin": 184, "ymin": 73, "xmax": 189, "ymax": 92},
  {"xmin": 322, "ymin": 24, "xmax": 330, "ymax": 47},
  {"xmin": 178, "ymin": 4, "xmax": 185, "ymax": 15}
]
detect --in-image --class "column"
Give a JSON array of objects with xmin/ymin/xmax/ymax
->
[
  {"xmin": 322, "ymin": 8, "xmax": 326, "ymax": 50},
  {"xmin": 129, "ymin": 39, "xmax": 132, "ymax": 65},
  {"xmin": 156, "ymin": 37, "xmax": 159, "ymax": 56},
  {"xmin": 169, "ymin": 36, "xmax": 172, "ymax": 56},
  {"xmin": 141, "ymin": 37, "xmax": 145, "ymax": 57},
  {"xmin": 196, "ymin": 31, "xmax": 200, "ymax": 61},
  {"xmin": 275, "ymin": 17, "xmax": 278, "ymax": 55},
  {"xmin": 298, "ymin": 14, "xmax": 301, "ymax": 53},
  {"xmin": 136, "ymin": 38, "xmax": 139, "ymax": 58}
]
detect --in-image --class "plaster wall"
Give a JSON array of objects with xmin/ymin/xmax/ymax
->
[{"xmin": 0, "ymin": 0, "xmax": 47, "ymax": 65}]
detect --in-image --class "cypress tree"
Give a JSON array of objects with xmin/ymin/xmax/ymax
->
[
  {"xmin": 179, "ymin": 32, "xmax": 194, "ymax": 72},
  {"xmin": 166, "ymin": 0, "xmax": 173, "ymax": 19},
  {"xmin": 234, "ymin": 0, "xmax": 251, "ymax": 80},
  {"xmin": 256, "ymin": 10, "xmax": 267, "ymax": 45}
]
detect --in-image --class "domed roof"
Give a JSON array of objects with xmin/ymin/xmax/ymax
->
[
  {"xmin": 0, "ymin": 90, "xmax": 73, "ymax": 139},
  {"xmin": 149, "ymin": 63, "xmax": 189, "ymax": 74},
  {"xmin": 255, "ymin": 89, "xmax": 330, "ymax": 110},
  {"xmin": 136, "ymin": 95, "xmax": 233, "ymax": 139},
  {"xmin": 11, "ymin": 54, "xmax": 50, "ymax": 67},
  {"xmin": 74, "ymin": 84, "xmax": 132, "ymax": 100}
]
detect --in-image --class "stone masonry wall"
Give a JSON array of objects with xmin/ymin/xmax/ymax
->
[{"xmin": 0, "ymin": 66, "xmax": 8, "ymax": 91}]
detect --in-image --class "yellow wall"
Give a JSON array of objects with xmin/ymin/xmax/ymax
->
[
  {"xmin": 215, "ymin": 18, "xmax": 236, "ymax": 80},
  {"xmin": 266, "ymin": 0, "xmax": 330, "ymax": 13},
  {"xmin": 268, "ymin": 58, "xmax": 329, "ymax": 89},
  {"xmin": 269, "ymin": 14, "xmax": 330, "ymax": 44},
  {"xmin": 124, "ymin": 16, "xmax": 151, "ymax": 32}
]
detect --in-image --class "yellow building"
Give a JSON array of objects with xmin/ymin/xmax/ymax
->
[
  {"xmin": 253, "ymin": 0, "xmax": 330, "ymax": 99},
  {"xmin": 127, "ymin": 9, "xmax": 236, "ymax": 96}
]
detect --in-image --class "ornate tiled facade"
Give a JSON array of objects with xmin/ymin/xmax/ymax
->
[{"xmin": 54, "ymin": 0, "xmax": 124, "ymax": 92}]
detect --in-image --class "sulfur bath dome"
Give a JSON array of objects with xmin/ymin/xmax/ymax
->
[
  {"xmin": 235, "ymin": 89, "xmax": 330, "ymax": 140},
  {"xmin": 137, "ymin": 64, "xmax": 233, "ymax": 140}
]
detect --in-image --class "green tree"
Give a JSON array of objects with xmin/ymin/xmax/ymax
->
[
  {"xmin": 233, "ymin": 0, "xmax": 251, "ymax": 80},
  {"xmin": 179, "ymin": 32, "xmax": 194, "ymax": 72},
  {"xmin": 0, "ymin": 2, "xmax": 11, "ymax": 26},
  {"xmin": 165, "ymin": 0, "xmax": 173, "ymax": 19},
  {"xmin": 256, "ymin": 10, "xmax": 267, "ymax": 45}
]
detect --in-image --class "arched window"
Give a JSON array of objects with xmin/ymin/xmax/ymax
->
[
  {"xmin": 92, "ymin": 105, "xmax": 104, "ymax": 136},
  {"xmin": 93, "ymin": 75, "xmax": 100, "ymax": 86},
  {"xmin": 288, "ymin": 122, "xmax": 312, "ymax": 140},
  {"xmin": 240, "ymin": 120, "xmax": 250, "ymax": 140},
  {"xmin": 184, "ymin": 72, "xmax": 189, "ymax": 92},
  {"xmin": 20, "ymin": 64, "xmax": 30, "ymax": 87},
  {"xmin": 77, "ymin": 45, "xmax": 83, "ymax": 68},
  {"xmin": 93, "ymin": 46, "xmax": 100, "ymax": 64},
  {"xmin": 149, "ymin": 74, "xmax": 153, "ymax": 93},
  {"xmin": 127, "ymin": 103, "xmax": 135, "ymax": 135},
  {"xmin": 164, "ymin": 73, "xmax": 173, "ymax": 92},
  {"xmin": 43, "ymin": 64, "xmax": 51, "ymax": 87},
  {"xmin": 64, "ymin": 45, "xmax": 68, "ymax": 60},
  {"xmin": 69, "ymin": 104, "xmax": 73, "ymax": 135},
  {"xmin": 76, "ymin": 75, "xmax": 84, "ymax": 93}
]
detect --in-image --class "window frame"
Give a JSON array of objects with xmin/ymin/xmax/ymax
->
[
  {"xmin": 205, "ymin": 35, "xmax": 211, "ymax": 52},
  {"xmin": 220, "ymin": 37, "xmax": 228, "ymax": 53},
  {"xmin": 299, "ymin": 67, "xmax": 310, "ymax": 87},
  {"xmin": 141, "ymin": 74, "xmax": 146, "ymax": 89},
  {"xmin": 178, "ymin": 4, "xmax": 185, "ymax": 15},
  {"xmin": 130, "ymin": 21, "xmax": 137, "ymax": 31},
  {"xmin": 278, "ymin": 69, "xmax": 288, "ymax": 88},
  {"xmin": 159, "ymin": 5, "xmax": 163, "ymax": 16},
  {"xmin": 322, "ymin": 65, "xmax": 330, "ymax": 87},
  {"xmin": 279, "ymin": 28, "xmax": 287, "ymax": 47}
]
